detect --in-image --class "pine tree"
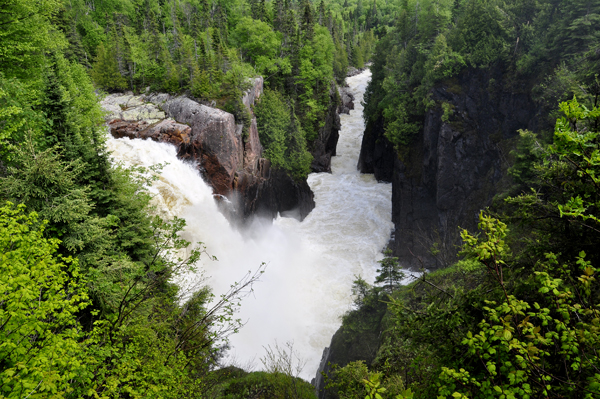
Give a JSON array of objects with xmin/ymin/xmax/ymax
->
[
  {"xmin": 375, "ymin": 249, "xmax": 404, "ymax": 293},
  {"xmin": 249, "ymin": 0, "xmax": 260, "ymax": 20},
  {"xmin": 273, "ymin": 0, "xmax": 285, "ymax": 31},
  {"xmin": 90, "ymin": 43, "xmax": 127, "ymax": 91},
  {"xmin": 318, "ymin": 0, "xmax": 326, "ymax": 25},
  {"xmin": 300, "ymin": 0, "xmax": 315, "ymax": 40},
  {"xmin": 259, "ymin": 0, "xmax": 268, "ymax": 22}
]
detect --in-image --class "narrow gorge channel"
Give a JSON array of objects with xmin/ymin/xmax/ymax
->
[{"xmin": 106, "ymin": 69, "xmax": 393, "ymax": 380}]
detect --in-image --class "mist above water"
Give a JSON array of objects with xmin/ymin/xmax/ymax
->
[{"xmin": 106, "ymin": 70, "xmax": 393, "ymax": 380}]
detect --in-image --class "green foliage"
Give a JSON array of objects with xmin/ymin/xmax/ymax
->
[
  {"xmin": 364, "ymin": 0, "xmax": 600, "ymax": 149},
  {"xmin": 254, "ymin": 88, "xmax": 313, "ymax": 180},
  {"xmin": 1, "ymin": 0, "xmax": 344, "ymax": 396},
  {"xmin": 375, "ymin": 249, "xmax": 404, "ymax": 293},
  {"xmin": 0, "ymin": 203, "xmax": 89, "ymax": 398},
  {"xmin": 327, "ymin": 361, "xmax": 371, "ymax": 399},
  {"xmin": 326, "ymin": 360, "xmax": 406, "ymax": 399},
  {"xmin": 450, "ymin": 0, "xmax": 510, "ymax": 67},
  {"xmin": 296, "ymin": 25, "xmax": 335, "ymax": 141},
  {"xmin": 0, "ymin": 0, "xmax": 65, "ymax": 79},
  {"xmin": 91, "ymin": 42, "xmax": 127, "ymax": 91},
  {"xmin": 328, "ymin": 97, "xmax": 600, "ymax": 399},
  {"xmin": 439, "ymin": 218, "xmax": 600, "ymax": 399},
  {"xmin": 440, "ymin": 102, "xmax": 454, "ymax": 123},
  {"xmin": 0, "ymin": 74, "xmax": 45, "ymax": 161},
  {"xmin": 230, "ymin": 17, "xmax": 283, "ymax": 75},
  {"xmin": 255, "ymin": 89, "xmax": 289, "ymax": 168},
  {"xmin": 0, "ymin": 141, "xmax": 97, "ymax": 251},
  {"xmin": 219, "ymin": 371, "xmax": 317, "ymax": 399},
  {"xmin": 507, "ymin": 130, "xmax": 546, "ymax": 187}
]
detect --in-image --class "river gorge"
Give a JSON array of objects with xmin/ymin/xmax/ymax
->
[{"xmin": 105, "ymin": 70, "xmax": 395, "ymax": 381}]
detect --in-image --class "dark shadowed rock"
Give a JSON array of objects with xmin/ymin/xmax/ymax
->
[
  {"xmin": 346, "ymin": 66, "xmax": 368, "ymax": 77},
  {"xmin": 235, "ymin": 165, "xmax": 315, "ymax": 221},
  {"xmin": 337, "ymin": 86, "xmax": 355, "ymax": 114},
  {"xmin": 358, "ymin": 114, "xmax": 395, "ymax": 182},
  {"xmin": 359, "ymin": 67, "xmax": 542, "ymax": 270},
  {"xmin": 311, "ymin": 83, "xmax": 341, "ymax": 173}
]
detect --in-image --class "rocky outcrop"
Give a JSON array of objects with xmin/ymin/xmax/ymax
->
[
  {"xmin": 313, "ymin": 297, "xmax": 387, "ymax": 398},
  {"xmin": 358, "ymin": 115, "xmax": 396, "ymax": 182},
  {"xmin": 311, "ymin": 82, "xmax": 341, "ymax": 173},
  {"xmin": 359, "ymin": 67, "xmax": 540, "ymax": 270},
  {"xmin": 337, "ymin": 86, "xmax": 355, "ymax": 115},
  {"xmin": 102, "ymin": 94, "xmax": 166, "ymax": 123},
  {"xmin": 103, "ymin": 79, "xmax": 315, "ymax": 221},
  {"xmin": 151, "ymin": 96, "xmax": 244, "ymax": 195},
  {"xmin": 110, "ymin": 118, "xmax": 191, "ymax": 147},
  {"xmin": 235, "ymin": 167, "xmax": 315, "ymax": 220},
  {"xmin": 346, "ymin": 66, "xmax": 369, "ymax": 78}
]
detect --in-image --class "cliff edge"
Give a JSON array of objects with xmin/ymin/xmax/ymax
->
[{"xmin": 359, "ymin": 67, "xmax": 540, "ymax": 269}]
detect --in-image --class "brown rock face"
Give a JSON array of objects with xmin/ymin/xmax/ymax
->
[
  {"xmin": 109, "ymin": 118, "xmax": 191, "ymax": 147},
  {"xmin": 158, "ymin": 97, "xmax": 242, "ymax": 195},
  {"xmin": 242, "ymin": 77, "xmax": 264, "ymax": 110},
  {"xmin": 104, "ymin": 77, "xmax": 316, "ymax": 222},
  {"xmin": 243, "ymin": 117, "xmax": 262, "ymax": 172}
]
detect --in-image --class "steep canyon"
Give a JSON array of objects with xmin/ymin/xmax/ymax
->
[
  {"xmin": 359, "ymin": 67, "xmax": 541, "ymax": 270},
  {"xmin": 106, "ymin": 70, "xmax": 393, "ymax": 380}
]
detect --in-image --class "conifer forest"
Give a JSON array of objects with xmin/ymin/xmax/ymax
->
[{"xmin": 1, "ymin": 0, "xmax": 600, "ymax": 398}]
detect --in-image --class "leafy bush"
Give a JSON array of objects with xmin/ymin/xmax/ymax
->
[
  {"xmin": 220, "ymin": 371, "xmax": 317, "ymax": 399},
  {"xmin": 0, "ymin": 203, "xmax": 89, "ymax": 398}
]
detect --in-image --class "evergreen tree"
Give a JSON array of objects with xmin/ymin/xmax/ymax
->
[
  {"xmin": 375, "ymin": 249, "xmax": 404, "ymax": 293},
  {"xmin": 90, "ymin": 43, "xmax": 127, "ymax": 91},
  {"xmin": 273, "ymin": 0, "xmax": 285, "ymax": 31},
  {"xmin": 300, "ymin": 0, "xmax": 315, "ymax": 40},
  {"xmin": 318, "ymin": 0, "xmax": 326, "ymax": 25}
]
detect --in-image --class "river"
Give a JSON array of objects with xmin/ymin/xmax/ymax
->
[{"xmin": 106, "ymin": 69, "xmax": 393, "ymax": 380}]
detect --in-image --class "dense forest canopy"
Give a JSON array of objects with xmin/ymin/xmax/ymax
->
[
  {"xmin": 0, "ymin": 0, "xmax": 380, "ymax": 397},
  {"xmin": 363, "ymin": 0, "xmax": 600, "ymax": 149},
  {"xmin": 2, "ymin": 0, "xmax": 600, "ymax": 397}
]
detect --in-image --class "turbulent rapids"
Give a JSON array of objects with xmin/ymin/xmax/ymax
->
[{"xmin": 106, "ymin": 70, "xmax": 393, "ymax": 380}]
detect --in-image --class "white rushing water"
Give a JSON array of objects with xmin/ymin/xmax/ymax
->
[{"xmin": 106, "ymin": 70, "xmax": 393, "ymax": 380}]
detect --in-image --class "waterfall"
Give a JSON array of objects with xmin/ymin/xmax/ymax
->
[{"xmin": 106, "ymin": 70, "xmax": 393, "ymax": 380}]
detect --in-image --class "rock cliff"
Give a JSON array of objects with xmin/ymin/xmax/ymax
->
[
  {"xmin": 102, "ymin": 78, "xmax": 316, "ymax": 222},
  {"xmin": 359, "ymin": 67, "xmax": 540, "ymax": 269},
  {"xmin": 337, "ymin": 86, "xmax": 354, "ymax": 115},
  {"xmin": 311, "ymin": 83, "xmax": 342, "ymax": 173}
]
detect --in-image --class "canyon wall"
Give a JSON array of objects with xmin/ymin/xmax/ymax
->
[
  {"xmin": 102, "ymin": 78, "xmax": 346, "ymax": 221},
  {"xmin": 359, "ymin": 67, "xmax": 541, "ymax": 270}
]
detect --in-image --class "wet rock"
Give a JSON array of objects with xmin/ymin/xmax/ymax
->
[
  {"xmin": 337, "ymin": 86, "xmax": 355, "ymax": 115},
  {"xmin": 102, "ymin": 78, "xmax": 316, "ymax": 222},
  {"xmin": 346, "ymin": 66, "xmax": 368, "ymax": 77},
  {"xmin": 109, "ymin": 118, "xmax": 191, "ymax": 149},
  {"xmin": 158, "ymin": 97, "xmax": 242, "ymax": 195},
  {"xmin": 358, "ymin": 114, "xmax": 395, "ymax": 182}
]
